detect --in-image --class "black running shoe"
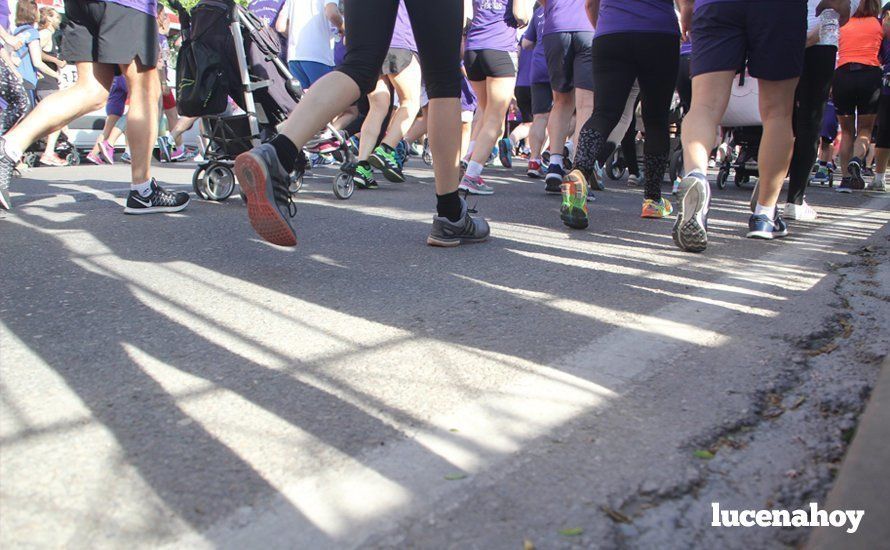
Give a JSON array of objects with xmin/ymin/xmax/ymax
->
[
  {"xmin": 0, "ymin": 138, "xmax": 16, "ymax": 210},
  {"xmin": 124, "ymin": 179, "xmax": 190, "ymax": 214},
  {"xmin": 545, "ymin": 163, "xmax": 565, "ymax": 194}
]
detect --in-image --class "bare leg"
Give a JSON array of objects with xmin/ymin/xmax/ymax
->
[
  {"xmin": 528, "ymin": 113, "xmax": 549, "ymax": 159},
  {"xmin": 681, "ymin": 71, "xmax": 735, "ymax": 175},
  {"xmin": 573, "ymin": 88, "xmax": 593, "ymax": 149},
  {"xmin": 428, "ymin": 97, "xmax": 461, "ymax": 195},
  {"xmin": 754, "ymin": 78, "xmax": 799, "ymax": 208},
  {"xmin": 469, "ymin": 77, "xmax": 515, "ymax": 166},
  {"xmin": 170, "ymin": 115, "xmax": 198, "ymax": 147},
  {"xmin": 547, "ymin": 89, "xmax": 573, "ymax": 159},
  {"xmin": 121, "ymin": 60, "xmax": 160, "ymax": 184},
  {"xmin": 381, "ymin": 57, "xmax": 422, "ymax": 148},
  {"xmin": 509, "ymin": 122, "xmax": 530, "ymax": 146},
  {"xmin": 404, "ymin": 107, "xmax": 428, "ymax": 144},
  {"xmin": 357, "ymin": 78, "xmax": 391, "ymax": 161},
  {"xmin": 276, "ymin": 71, "xmax": 362, "ymax": 150}
]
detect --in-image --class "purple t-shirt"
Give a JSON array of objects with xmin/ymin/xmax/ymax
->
[
  {"xmin": 543, "ymin": 0, "xmax": 594, "ymax": 36},
  {"xmin": 595, "ymin": 0, "xmax": 679, "ymax": 37},
  {"xmin": 516, "ymin": 45, "xmax": 532, "ymax": 86},
  {"xmin": 390, "ymin": 0, "xmax": 416, "ymax": 52},
  {"xmin": 105, "ymin": 0, "xmax": 156, "ymax": 17},
  {"xmin": 466, "ymin": 0, "xmax": 516, "ymax": 52},
  {"xmin": 461, "ymin": 75, "xmax": 477, "ymax": 112},
  {"xmin": 695, "ymin": 0, "xmax": 799, "ymax": 8},
  {"xmin": 0, "ymin": 0, "xmax": 9, "ymax": 30},
  {"xmin": 523, "ymin": 7, "xmax": 549, "ymax": 84},
  {"xmin": 248, "ymin": 0, "xmax": 285, "ymax": 27}
]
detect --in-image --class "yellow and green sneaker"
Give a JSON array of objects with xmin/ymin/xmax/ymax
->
[
  {"xmin": 560, "ymin": 169, "xmax": 589, "ymax": 230},
  {"xmin": 641, "ymin": 197, "xmax": 673, "ymax": 219}
]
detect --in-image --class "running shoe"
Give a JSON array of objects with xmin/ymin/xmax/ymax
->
[
  {"xmin": 486, "ymin": 147, "xmax": 497, "ymax": 167},
  {"xmin": 395, "ymin": 139, "xmax": 409, "ymax": 166},
  {"xmin": 545, "ymin": 163, "xmax": 565, "ymax": 194},
  {"xmin": 784, "ymin": 201, "xmax": 818, "ymax": 221},
  {"xmin": 560, "ymin": 169, "xmax": 589, "ymax": 229},
  {"xmin": 862, "ymin": 166, "xmax": 875, "ymax": 178},
  {"xmin": 672, "ymin": 174, "xmax": 710, "ymax": 253},
  {"xmin": 527, "ymin": 159, "xmax": 544, "ymax": 178},
  {"xmin": 810, "ymin": 166, "xmax": 830, "ymax": 185},
  {"xmin": 310, "ymin": 153, "xmax": 336, "ymax": 168},
  {"xmin": 408, "ymin": 142, "xmax": 422, "ymax": 157},
  {"xmin": 354, "ymin": 161, "xmax": 378, "ymax": 189},
  {"xmin": 0, "ymin": 138, "xmax": 16, "ymax": 210},
  {"xmin": 124, "ymin": 179, "xmax": 190, "ymax": 215},
  {"xmin": 369, "ymin": 145, "xmax": 405, "ymax": 183},
  {"xmin": 459, "ymin": 174, "xmax": 494, "ymax": 195},
  {"xmin": 497, "ymin": 137, "xmax": 513, "ymax": 169},
  {"xmin": 86, "ymin": 151, "xmax": 105, "ymax": 165},
  {"xmin": 641, "ymin": 197, "xmax": 673, "ymax": 219},
  {"xmin": 40, "ymin": 153, "xmax": 68, "ymax": 167},
  {"xmin": 847, "ymin": 156, "xmax": 865, "ymax": 188},
  {"xmin": 121, "ymin": 151, "xmax": 131, "ymax": 164},
  {"xmin": 427, "ymin": 197, "xmax": 490, "ymax": 247},
  {"xmin": 871, "ymin": 175, "xmax": 886, "ymax": 192},
  {"xmin": 836, "ymin": 176, "xmax": 863, "ymax": 193},
  {"xmin": 746, "ymin": 214, "xmax": 788, "ymax": 240},
  {"xmin": 592, "ymin": 161, "xmax": 606, "ymax": 191},
  {"xmin": 627, "ymin": 174, "xmax": 641, "ymax": 186},
  {"xmin": 170, "ymin": 146, "xmax": 187, "ymax": 162},
  {"xmin": 99, "ymin": 140, "xmax": 115, "ymax": 164},
  {"xmin": 307, "ymin": 137, "xmax": 341, "ymax": 154},
  {"xmin": 234, "ymin": 142, "xmax": 302, "ymax": 247}
]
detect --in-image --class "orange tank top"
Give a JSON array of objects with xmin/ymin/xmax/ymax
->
[{"xmin": 838, "ymin": 16, "xmax": 883, "ymax": 68}]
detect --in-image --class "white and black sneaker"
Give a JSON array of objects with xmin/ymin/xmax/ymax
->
[
  {"xmin": 0, "ymin": 137, "xmax": 18, "ymax": 210},
  {"xmin": 124, "ymin": 179, "xmax": 190, "ymax": 214}
]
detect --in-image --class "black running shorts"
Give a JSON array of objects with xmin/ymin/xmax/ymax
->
[
  {"xmin": 515, "ymin": 85, "xmax": 532, "ymax": 122},
  {"xmin": 531, "ymin": 82, "xmax": 552, "ymax": 114},
  {"xmin": 61, "ymin": 0, "xmax": 159, "ymax": 68},
  {"xmin": 463, "ymin": 49, "xmax": 517, "ymax": 81},
  {"xmin": 832, "ymin": 63, "xmax": 882, "ymax": 117},
  {"xmin": 543, "ymin": 31, "xmax": 594, "ymax": 93}
]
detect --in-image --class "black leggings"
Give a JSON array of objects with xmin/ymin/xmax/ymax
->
[
  {"xmin": 338, "ymin": 0, "xmax": 462, "ymax": 99},
  {"xmin": 575, "ymin": 32, "xmax": 679, "ymax": 200},
  {"xmin": 0, "ymin": 62, "xmax": 31, "ymax": 134},
  {"xmin": 788, "ymin": 45, "xmax": 836, "ymax": 205}
]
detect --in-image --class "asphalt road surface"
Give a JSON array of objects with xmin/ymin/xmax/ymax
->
[{"xmin": 2, "ymin": 158, "xmax": 888, "ymax": 549}]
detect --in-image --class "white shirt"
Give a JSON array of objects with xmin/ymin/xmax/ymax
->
[{"xmin": 282, "ymin": 0, "xmax": 337, "ymax": 65}]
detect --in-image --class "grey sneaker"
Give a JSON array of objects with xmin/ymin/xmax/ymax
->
[
  {"xmin": 427, "ymin": 198, "xmax": 490, "ymax": 247},
  {"xmin": 0, "ymin": 137, "xmax": 17, "ymax": 210},
  {"xmin": 672, "ymin": 174, "xmax": 710, "ymax": 253},
  {"xmin": 870, "ymin": 176, "xmax": 886, "ymax": 192},
  {"xmin": 234, "ymin": 142, "xmax": 302, "ymax": 247}
]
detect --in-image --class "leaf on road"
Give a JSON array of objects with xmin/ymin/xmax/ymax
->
[
  {"xmin": 694, "ymin": 450, "xmax": 714, "ymax": 459},
  {"xmin": 602, "ymin": 506, "xmax": 632, "ymax": 523},
  {"xmin": 559, "ymin": 527, "xmax": 584, "ymax": 536},
  {"xmin": 790, "ymin": 396, "xmax": 807, "ymax": 410},
  {"xmin": 444, "ymin": 473, "xmax": 467, "ymax": 481}
]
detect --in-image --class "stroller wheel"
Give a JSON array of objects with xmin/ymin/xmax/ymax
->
[
  {"xmin": 716, "ymin": 167, "xmax": 729, "ymax": 190},
  {"xmin": 289, "ymin": 170, "xmax": 304, "ymax": 195},
  {"xmin": 333, "ymin": 171, "xmax": 355, "ymax": 200},
  {"xmin": 23, "ymin": 152, "xmax": 40, "ymax": 168},
  {"xmin": 204, "ymin": 164, "xmax": 236, "ymax": 201},
  {"xmin": 422, "ymin": 149, "xmax": 432, "ymax": 166},
  {"xmin": 66, "ymin": 152, "xmax": 81, "ymax": 166},
  {"xmin": 192, "ymin": 165, "xmax": 209, "ymax": 200},
  {"xmin": 607, "ymin": 151, "xmax": 627, "ymax": 181}
]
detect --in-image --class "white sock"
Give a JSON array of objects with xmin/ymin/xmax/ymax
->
[
  {"xmin": 466, "ymin": 161, "xmax": 483, "ymax": 178},
  {"xmin": 131, "ymin": 179, "xmax": 153, "ymax": 197},
  {"xmin": 754, "ymin": 203, "xmax": 776, "ymax": 219},
  {"xmin": 466, "ymin": 141, "xmax": 475, "ymax": 155},
  {"xmin": 551, "ymin": 154, "xmax": 563, "ymax": 168}
]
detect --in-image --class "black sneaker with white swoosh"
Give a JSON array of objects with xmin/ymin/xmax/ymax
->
[{"xmin": 124, "ymin": 179, "xmax": 190, "ymax": 214}]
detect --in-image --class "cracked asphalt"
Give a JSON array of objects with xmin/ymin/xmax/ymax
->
[{"xmin": 1, "ymin": 158, "xmax": 888, "ymax": 549}]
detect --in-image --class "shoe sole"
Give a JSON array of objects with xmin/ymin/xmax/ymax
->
[
  {"xmin": 368, "ymin": 154, "xmax": 405, "ymax": 183},
  {"xmin": 0, "ymin": 188, "xmax": 11, "ymax": 210},
  {"xmin": 124, "ymin": 200, "xmax": 190, "ymax": 215},
  {"xmin": 836, "ymin": 188, "xmax": 852, "ymax": 194},
  {"xmin": 672, "ymin": 180, "xmax": 708, "ymax": 253},
  {"xmin": 848, "ymin": 161, "xmax": 864, "ymax": 188},
  {"xmin": 560, "ymin": 205, "xmax": 589, "ymax": 229},
  {"xmin": 458, "ymin": 183, "xmax": 494, "ymax": 196},
  {"xmin": 527, "ymin": 170, "xmax": 542, "ymax": 179},
  {"xmin": 545, "ymin": 175, "xmax": 563, "ymax": 194},
  {"xmin": 746, "ymin": 230, "xmax": 775, "ymax": 240},
  {"xmin": 498, "ymin": 141, "xmax": 512, "ymax": 169},
  {"xmin": 234, "ymin": 152, "xmax": 298, "ymax": 247},
  {"xmin": 426, "ymin": 234, "xmax": 489, "ymax": 247},
  {"xmin": 100, "ymin": 147, "xmax": 115, "ymax": 165}
]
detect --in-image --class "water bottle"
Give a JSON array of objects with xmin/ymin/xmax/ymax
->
[{"xmin": 819, "ymin": 9, "xmax": 839, "ymax": 46}]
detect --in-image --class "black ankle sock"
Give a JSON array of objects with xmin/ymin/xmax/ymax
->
[
  {"xmin": 436, "ymin": 190, "xmax": 463, "ymax": 222},
  {"xmin": 270, "ymin": 134, "xmax": 299, "ymax": 173}
]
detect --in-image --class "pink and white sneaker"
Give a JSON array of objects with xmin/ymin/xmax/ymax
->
[
  {"xmin": 99, "ymin": 140, "xmax": 115, "ymax": 164},
  {"xmin": 459, "ymin": 174, "xmax": 495, "ymax": 195},
  {"xmin": 86, "ymin": 151, "xmax": 105, "ymax": 165}
]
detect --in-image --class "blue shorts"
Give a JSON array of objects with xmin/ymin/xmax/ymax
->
[
  {"xmin": 287, "ymin": 60, "xmax": 333, "ymax": 89},
  {"xmin": 106, "ymin": 75, "xmax": 128, "ymax": 117},
  {"xmin": 690, "ymin": 1, "xmax": 806, "ymax": 82}
]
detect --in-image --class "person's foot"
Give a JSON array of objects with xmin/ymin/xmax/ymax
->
[
  {"xmin": 862, "ymin": 166, "xmax": 875, "ymax": 178},
  {"xmin": 527, "ymin": 159, "xmax": 544, "ymax": 178},
  {"xmin": 408, "ymin": 142, "xmax": 422, "ymax": 157},
  {"xmin": 836, "ymin": 176, "xmax": 863, "ymax": 193},
  {"xmin": 121, "ymin": 151, "xmax": 131, "ymax": 164},
  {"xmin": 354, "ymin": 162, "xmax": 378, "ymax": 189},
  {"xmin": 369, "ymin": 145, "xmax": 405, "ymax": 183},
  {"xmin": 306, "ymin": 136, "xmax": 341, "ymax": 154},
  {"xmin": 0, "ymin": 138, "xmax": 17, "ymax": 210},
  {"xmin": 545, "ymin": 163, "xmax": 565, "ymax": 194},
  {"xmin": 784, "ymin": 201, "xmax": 818, "ymax": 221},
  {"xmin": 123, "ymin": 179, "xmax": 190, "ymax": 215},
  {"xmin": 234, "ymin": 142, "xmax": 301, "ymax": 247},
  {"xmin": 746, "ymin": 214, "xmax": 788, "ymax": 240},
  {"xmin": 847, "ymin": 157, "xmax": 865, "ymax": 188},
  {"xmin": 86, "ymin": 151, "xmax": 105, "ymax": 165},
  {"xmin": 560, "ymin": 169, "xmax": 589, "ymax": 230},
  {"xmin": 870, "ymin": 175, "xmax": 886, "ymax": 192},
  {"xmin": 158, "ymin": 135, "xmax": 173, "ymax": 163},
  {"xmin": 641, "ymin": 197, "xmax": 673, "ymax": 219},
  {"xmin": 170, "ymin": 146, "xmax": 187, "ymax": 162},
  {"xmin": 309, "ymin": 153, "xmax": 335, "ymax": 168},
  {"xmin": 99, "ymin": 140, "xmax": 115, "ymax": 164},
  {"xmin": 427, "ymin": 197, "xmax": 490, "ymax": 247},
  {"xmin": 627, "ymin": 174, "xmax": 641, "ymax": 186},
  {"xmin": 459, "ymin": 174, "xmax": 494, "ymax": 195},
  {"xmin": 497, "ymin": 138, "xmax": 513, "ymax": 169},
  {"xmin": 811, "ymin": 165, "xmax": 830, "ymax": 185},
  {"xmin": 672, "ymin": 174, "xmax": 710, "ymax": 253},
  {"xmin": 40, "ymin": 153, "xmax": 68, "ymax": 167}
]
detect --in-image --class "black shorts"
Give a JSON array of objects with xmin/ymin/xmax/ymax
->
[
  {"xmin": 463, "ymin": 49, "xmax": 517, "ymax": 81},
  {"xmin": 875, "ymin": 92, "xmax": 890, "ymax": 148},
  {"xmin": 515, "ymin": 85, "xmax": 532, "ymax": 122},
  {"xmin": 832, "ymin": 63, "xmax": 882, "ymax": 116},
  {"xmin": 382, "ymin": 48, "xmax": 416, "ymax": 75},
  {"xmin": 61, "ymin": 0, "xmax": 159, "ymax": 68},
  {"xmin": 543, "ymin": 31, "xmax": 594, "ymax": 92},
  {"xmin": 690, "ymin": 1, "xmax": 805, "ymax": 81},
  {"xmin": 531, "ymin": 81, "xmax": 553, "ymax": 114}
]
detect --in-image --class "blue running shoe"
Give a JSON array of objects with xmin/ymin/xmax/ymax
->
[
  {"xmin": 747, "ymin": 214, "xmax": 789, "ymax": 240},
  {"xmin": 497, "ymin": 138, "xmax": 513, "ymax": 168}
]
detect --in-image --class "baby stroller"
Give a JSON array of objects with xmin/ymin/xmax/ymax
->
[
  {"xmin": 22, "ymin": 131, "xmax": 80, "ymax": 167},
  {"xmin": 715, "ymin": 70, "xmax": 761, "ymax": 190},
  {"xmin": 176, "ymin": 0, "xmax": 355, "ymax": 201}
]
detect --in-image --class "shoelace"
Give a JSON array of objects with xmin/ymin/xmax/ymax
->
[{"xmin": 273, "ymin": 184, "xmax": 297, "ymax": 218}]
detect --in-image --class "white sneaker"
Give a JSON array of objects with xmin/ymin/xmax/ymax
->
[
  {"xmin": 870, "ymin": 175, "xmax": 886, "ymax": 192},
  {"xmin": 784, "ymin": 201, "xmax": 818, "ymax": 221}
]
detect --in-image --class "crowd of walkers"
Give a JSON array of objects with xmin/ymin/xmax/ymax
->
[{"xmin": 0, "ymin": 0, "xmax": 887, "ymax": 253}]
